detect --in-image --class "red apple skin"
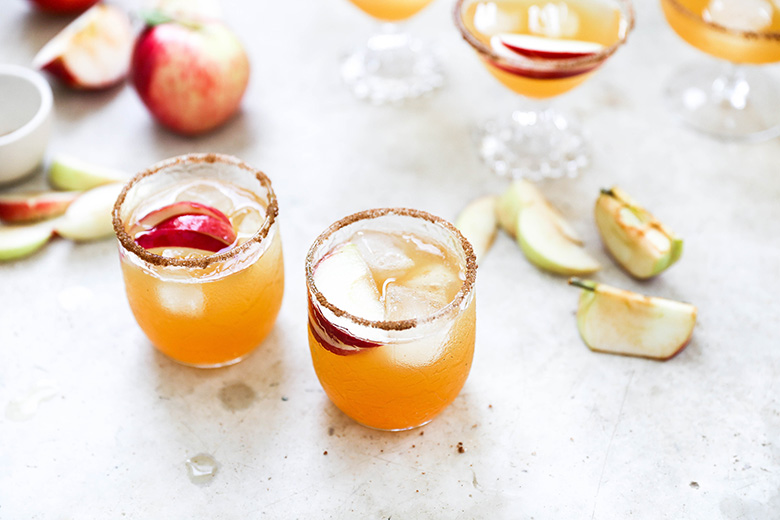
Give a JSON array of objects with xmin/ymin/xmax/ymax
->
[
  {"xmin": 27, "ymin": 0, "xmax": 99, "ymax": 14},
  {"xmin": 135, "ymin": 214, "xmax": 237, "ymax": 251},
  {"xmin": 131, "ymin": 21, "xmax": 250, "ymax": 136},
  {"xmin": 0, "ymin": 192, "xmax": 80, "ymax": 223},
  {"xmin": 308, "ymin": 297, "xmax": 382, "ymax": 356},
  {"xmin": 131, "ymin": 201, "xmax": 232, "ymax": 234}
]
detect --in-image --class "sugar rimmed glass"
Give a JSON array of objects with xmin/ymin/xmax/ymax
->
[
  {"xmin": 454, "ymin": 0, "xmax": 634, "ymax": 180},
  {"xmin": 305, "ymin": 208, "xmax": 477, "ymax": 431},
  {"xmin": 112, "ymin": 153, "xmax": 284, "ymax": 368},
  {"xmin": 660, "ymin": 0, "xmax": 780, "ymax": 141}
]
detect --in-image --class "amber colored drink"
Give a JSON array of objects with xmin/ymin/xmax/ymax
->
[
  {"xmin": 661, "ymin": 0, "xmax": 780, "ymax": 64},
  {"xmin": 113, "ymin": 154, "xmax": 284, "ymax": 368},
  {"xmin": 306, "ymin": 208, "xmax": 477, "ymax": 431},
  {"xmin": 347, "ymin": 0, "xmax": 435, "ymax": 21},
  {"xmin": 460, "ymin": 0, "xmax": 625, "ymax": 98}
]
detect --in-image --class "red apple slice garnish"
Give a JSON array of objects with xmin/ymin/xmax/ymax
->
[
  {"xmin": 129, "ymin": 201, "xmax": 232, "ymax": 236},
  {"xmin": 308, "ymin": 297, "xmax": 382, "ymax": 356},
  {"xmin": 0, "ymin": 191, "xmax": 80, "ymax": 224},
  {"xmin": 496, "ymin": 34, "xmax": 604, "ymax": 60},
  {"xmin": 134, "ymin": 213, "xmax": 237, "ymax": 253},
  {"xmin": 32, "ymin": 4, "xmax": 134, "ymax": 90}
]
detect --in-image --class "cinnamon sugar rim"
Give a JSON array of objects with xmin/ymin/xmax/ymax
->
[
  {"xmin": 112, "ymin": 153, "xmax": 278, "ymax": 269},
  {"xmin": 305, "ymin": 207, "xmax": 477, "ymax": 332},
  {"xmin": 453, "ymin": 0, "xmax": 635, "ymax": 71},
  {"xmin": 664, "ymin": 0, "xmax": 780, "ymax": 40}
]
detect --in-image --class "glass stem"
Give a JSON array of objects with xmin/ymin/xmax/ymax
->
[{"xmin": 713, "ymin": 64, "xmax": 750, "ymax": 110}]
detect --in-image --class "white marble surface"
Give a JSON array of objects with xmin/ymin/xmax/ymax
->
[{"xmin": 1, "ymin": 1, "xmax": 779, "ymax": 518}]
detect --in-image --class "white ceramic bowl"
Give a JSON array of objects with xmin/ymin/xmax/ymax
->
[{"xmin": 0, "ymin": 64, "xmax": 53, "ymax": 185}]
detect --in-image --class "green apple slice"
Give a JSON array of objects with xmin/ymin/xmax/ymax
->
[
  {"xmin": 455, "ymin": 195, "xmax": 498, "ymax": 263},
  {"xmin": 313, "ymin": 243, "xmax": 384, "ymax": 321},
  {"xmin": 49, "ymin": 155, "xmax": 127, "ymax": 191},
  {"xmin": 0, "ymin": 220, "xmax": 58, "ymax": 261},
  {"xmin": 517, "ymin": 204, "xmax": 600, "ymax": 276},
  {"xmin": 595, "ymin": 187, "xmax": 682, "ymax": 279},
  {"xmin": 496, "ymin": 180, "xmax": 543, "ymax": 238},
  {"xmin": 55, "ymin": 182, "xmax": 124, "ymax": 241},
  {"xmin": 570, "ymin": 278, "xmax": 697, "ymax": 360}
]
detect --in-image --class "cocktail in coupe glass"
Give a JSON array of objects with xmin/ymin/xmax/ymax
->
[
  {"xmin": 112, "ymin": 154, "xmax": 284, "ymax": 368},
  {"xmin": 306, "ymin": 208, "xmax": 477, "ymax": 431},
  {"xmin": 454, "ymin": 0, "xmax": 634, "ymax": 180},
  {"xmin": 341, "ymin": 0, "xmax": 444, "ymax": 104},
  {"xmin": 660, "ymin": 0, "xmax": 780, "ymax": 141}
]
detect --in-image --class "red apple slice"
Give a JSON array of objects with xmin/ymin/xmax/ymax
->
[
  {"xmin": 134, "ymin": 214, "xmax": 237, "ymax": 253},
  {"xmin": 497, "ymin": 34, "xmax": 604, "ymax": 60},
  {"xmin": 308, "ymin": 298, "xmax": 382, "ymax": 356},
  {"xmin": 0, "ymin": 191, "xmax": 80, "ymax": 223},
  {"xmin": 129, "ymin": 201, "xmax": 232, "ymax": 236},
  {"xmin": 32, "ymin": 4, "xmax": 134, "ymax": 90},
  {"xmin": 27, "ymin": 0, "xmax": 99, "ymax": 14}
]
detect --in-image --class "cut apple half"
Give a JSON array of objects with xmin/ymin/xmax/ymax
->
[
  {"xmin": 0, "ymin": 220, "xmax": 58, "ymax": 261},
  {"xmin": 310, "ymin": 243, "xmax": 385, "ymax": 356},
  {"xmin": 455, "ymin": 195, "xmax": 498, "ymax": 263},
  {"xmin": 48, "ymin": 155, "xmax": 127, "ymax": 191},
  {"xmin": 0, "ymin": 191, "xmax": 80, "ymax": 223},
  {"xmin": 570, "ymin": 278, "xmax": 697, "ymax": 360},
  {"xmin": 595, "ymin": 187, "xmax": 683, "ymax": 279},
  {"xmin": 134, "ymin": 214, "xmax": 236, "ymax": 253},
  {"xmin": 55, "ymin": 182, "xmax": 124, "ymax": 241},
  {"xmin": 496, "ymin": 34, "xmax": 604, "ymax": 60},
  {"xmin": 32, "ymin": 4, "xmax": 134, "ymax": 90}
]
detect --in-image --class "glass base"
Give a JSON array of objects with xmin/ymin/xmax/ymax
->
[
  {"xmin": 474, "ymin": 106, "xmax": 589, "ymax": 180},
  {"xmin": 664, "ymin": 61, "xmax": 780, "ymax": 142},
  {"xmin": 341, "ymin": 29, "xmax": 444, "ymax": 105},
  {"xmin": 158, "ymin": 348, "xmax": 254, "ymax": 369}
]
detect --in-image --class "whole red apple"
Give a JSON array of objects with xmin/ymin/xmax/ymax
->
[
  {"xmin": 130, "ymin": 19, "xmax": 250, "ymax": 136},
  {"xmin": 27, "ymin": 0, "xmax": 99, "ymax": 14}
]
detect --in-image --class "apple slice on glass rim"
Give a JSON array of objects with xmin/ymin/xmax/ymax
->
[
  {"xmin": 130, "ymin": 201, "xmax": 237, "ymax": 253},
  {"xmin": 569, "ymin": 278, "xmax": 697, "ymax": 360},
  {"xmin": 495, "ymin": 34, "xmax": 605, "ymax": 60},
  {"xmin": 32, "ymin": 4, "xmax": 134, "ymax": 90},
  {"xmin": 309, "ymin": 243, "xmax": 385, "ymax": 356}
]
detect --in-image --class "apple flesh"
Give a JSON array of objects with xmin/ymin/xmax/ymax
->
[
  {"xmin": 570, "ymin": 278, "xmax": 697, "ymax": 360},
  {"xmin": 135, "ymin": 214, "xmax": 236, "ymax": 253},
  {"xmin": 497, "ymin": 180, "xmax": 600, "ymax": 276},
  {"xmin": 32, "ymin": 4, "xmax": 134, "ymax": 90},
  {"xmin": 310, "ymin": 243, "xmax": 385, "ymax": 356},
  {"xmin": 0, "ymin": 191, "xmax": 80, "ymax": 223},
  {"xmin": 0, "ymin": 220, "xmax": 58, "ymax": 261},
  {"xmin": 488, "ymin": 35, "xmax": 599, "ymax": 80},
  {"xmin": 129, "ymin": 201, "xmax": 232, "ymax": 235},
  {"xmin": 455, "ymin": 195, "xmax": 498, "ymax": 263},
  {"xmin": 27, "ymin": 0, "xmax": 99, "ymax": 14},
  {"xmin": 131, "ymin": 18, "xmax": 250, "ymax": 136},
  {"xmin": 55, "ymin": 182, "xmax": 124, "ymax": 241},
  {"xmin": 498, "ymin": 34, "xmax": 604, "ymax": 60},
  {"xmin": 48, "ymin": 155, "xmax": 127, "ymax": 191},
  {"xmin": 595, "ymin": 187, "xmax": 683, "ymax": 279}
]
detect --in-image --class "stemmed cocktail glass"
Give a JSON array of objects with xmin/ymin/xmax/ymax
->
[{"xmin": 454, "ymin": 0, "xmax": 634, "ymax": 180}]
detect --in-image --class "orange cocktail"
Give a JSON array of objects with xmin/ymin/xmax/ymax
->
[
  {"xmin": 306, "ymin": 208, "xmax": 477, "ymax": 431},
  {"xmin": 113, "ymin": 154, "xmax": 284, "ymax": 368},
  {"xmin": 347, "ymin": 0, "xmax": 434, "ymax": 21}
]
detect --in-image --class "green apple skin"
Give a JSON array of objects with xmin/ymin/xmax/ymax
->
[
  {"xmin": 572, "ymin": 279, "xmax": 697, "ymax": 360},
  {"xmin": 0, "ymin": 220, "xmax": 57, "ymax": 261},
  {"xmin": 595, "ymin": 187, "xmax": 683, "ymax": 279},
  {"xmin": 49, "ymin": 156, "xmax": 127, "ymax": 192},
  {"xmin": 496, "ymin": 180, "xmax": 543, "ymax": 238}
]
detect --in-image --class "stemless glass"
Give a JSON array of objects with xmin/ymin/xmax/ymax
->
[
  {"xmin": 454, "ymin": 0, "xmax": 634, "ymax": 180},
  {"xmin": 660, "ymin": 0, "xmax": 780, "ymax": 141},
  {"xmin": 341, "ymin": 0, "xmax": 444, "ymax": 104},
  {"xmin": 112, "ymin": 154, "xmax": 284, "ymax": 368},
  {"xmin": 306, "ymin": 208, "xmax": 477, "ymax": 431}
]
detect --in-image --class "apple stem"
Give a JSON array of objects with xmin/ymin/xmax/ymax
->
[
  {"xmin": 568, "ymin": 277, "xmax": 596, "ymax": 291},
  {"xmin": 600, "ymin": 188, "xmax": 615, "ymax": 197},
  {"xmin": 138, "ymin": 9, "xmax": 203, "ymax": 30}
]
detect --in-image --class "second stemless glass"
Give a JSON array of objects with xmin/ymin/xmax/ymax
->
[
  {"xmin": 113, "ymin": 154, "xmax": 284, "ymax": 368},
  {"xmin": 306, "ymin": 208, "xmax": 477, "ymax": 431},
  {"xmin": 660, "ymin": 0, "xmax": 780, "ymax": 141},
  {"xmin": 341, "ymin": 0, "xmax": 444, "ymax": 104},
  {"xmin": 454, "ymin": 0, "xmax": 634, "ymax": 180}
]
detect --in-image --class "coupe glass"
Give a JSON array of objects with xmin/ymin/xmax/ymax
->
[
  {"xmin": 454, "ymin": 0, "xmax": 634, "ymax": 180},
  {"xmin": 341, "ymin": 0, "xmax": 444, "ymax": 104},
  {"xmin": 660, "ymin": 0, "xmax": 780, "ymax": 141}
]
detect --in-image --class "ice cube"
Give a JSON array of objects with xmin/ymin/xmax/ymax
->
[
  {"xmin": 157, "ymin": 282, "xmax": 205, "ymax": 317},
  {"xmin": 474, "ymin": 2, "xmax": 523, "ymax": 36},
  {"xmin": 174, "ymin": 181, "xmax": 235, "ymax": 215},
  {"xmin": 381, "ymin": 334, "xmax": 445, "ymax": 367},
  {"xmin": 351, "ymin": 231, "xmax": 415, "ymax": 280},
  {"xmin": 231, "ymin": 206, "xmax": 265, "ymax": 237},
  {"xmin": 313, "ymin": 243, "xmax": 384, "ymax": 321},
  {"xmin": 703, "ymin": 0, "xmax": 772, "ymax": 32},
  {"xmin": 384, "ymin": 282, "xmax": 450, "ymax": 321},
  {"xmin": 528, "ymin": 2, "xmax": 580, "ymax": 38}
]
